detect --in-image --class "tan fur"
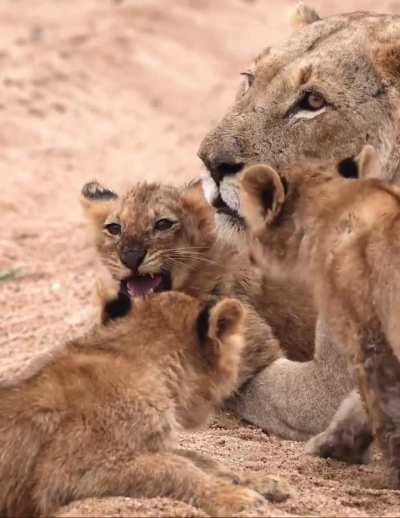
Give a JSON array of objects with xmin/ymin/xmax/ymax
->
[
  {"xmin": 193, "ymin": 8, "xmax": 400, "ymax": 441},
  {"xmin": 241, "ymin": 147, "xmax": 400, "ymax": 485},
  {"xmin": 198, "ymin": 8, "xmax": 400, "ymax": 239},
  {"xmin": 81, "ymin": 180, "xmax": 317, "ymax": 391},
  {"xmin": 0, "ymin": 291, "xmax": 291, "ymax": 516}
]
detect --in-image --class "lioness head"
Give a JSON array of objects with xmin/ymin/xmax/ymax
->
[
  {"xmin": 240, "ymin": 145, "xmax": 382, "ymax": 279},
  {"xmin": 199, "ymin": 6, "xmax": 400, "ymax": 237},
  {"xmin": 81, "ymin": 179, "xmax": 216, "ymax": 302}
]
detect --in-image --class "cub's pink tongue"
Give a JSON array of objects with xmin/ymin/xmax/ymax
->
[{"xmin": 127, "ymin": 275, "xmax": 162, "ymax": 297}]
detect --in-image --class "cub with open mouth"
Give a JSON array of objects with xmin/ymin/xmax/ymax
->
[{"xmin": 81, "ymin": 180, "xmax": 216, "ymax": 321}]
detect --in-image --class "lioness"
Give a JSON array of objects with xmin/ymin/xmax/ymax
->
[
  {"xmin": 240, "ymin": 145, "xmax": 400, "ymax": 485},
  {"xmin": 0, "ymin": 291, "xmax": 290, "ymax": 517},
  {"xmin": 197, "ymin": 3, "xmax": 400, "ymax": 440}
]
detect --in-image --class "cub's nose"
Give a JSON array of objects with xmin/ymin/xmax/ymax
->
[{"xmin": 119, "ymin": 248, "xmax": 146, "ymax": 271}]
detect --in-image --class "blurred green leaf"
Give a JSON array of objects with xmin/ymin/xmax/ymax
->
[{"xmin": 0, "ymin": 267, "xmax": 25, "ymax": 282}]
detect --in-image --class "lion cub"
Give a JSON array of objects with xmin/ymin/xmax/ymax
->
[
  {"xmin": 80, "ymin": 178, "xmax": 316, "ymax": 380},
  {"xmin": 0, "ymin": 291, "xmax": 290, "ymax": 517},
  {"xmin": 240, "ymin": 145, "xmax": 400, "ymax": 486}
]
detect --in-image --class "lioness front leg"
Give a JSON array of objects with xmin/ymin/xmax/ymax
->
[
  {"xmin": 176, "ymin": 449, "xmax": 291, "ymax": 503},
  {"xmin": 305, "ymin": 390, "xmax": 373, "ymax": 464}
]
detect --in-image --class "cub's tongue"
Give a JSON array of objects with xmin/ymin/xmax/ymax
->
[{"xmin": 126, "ymin": 275, "xmax": 162, "ymax": 298}]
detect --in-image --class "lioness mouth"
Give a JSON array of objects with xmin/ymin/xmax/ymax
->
[
  {"xmin": 121, "ymin": 272, "xmax": 172, "ymax": 298},
  {"xmin": 213, "ymin": 194, "xmax": 245, "ymax": 226}
]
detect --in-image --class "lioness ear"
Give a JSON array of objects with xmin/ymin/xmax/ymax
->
[
  {"xmin": 80, "ymin": 180, "xmax": 119, "ymax": 228},
  {"xmin": 356, "ymin": 145, "xmax": 381, "ymax": 179},
  {"xmin": 289, "ymin": 2, "xmax": 320, "ymax": 29},
  {"xmin": 240, "ymin": 165, "xmax": 286, "ymax": 231}
]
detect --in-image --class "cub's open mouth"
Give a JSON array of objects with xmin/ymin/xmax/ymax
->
[
  {"xmin": 212, "ymin": 194, "xmax": 245, "ymax": 227},
  {"xmin": 121, "ymin": 272, "xmax": 172, "ymax": 298}
]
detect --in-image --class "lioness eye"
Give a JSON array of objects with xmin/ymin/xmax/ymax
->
[
  {"xmin": 299, "ymin": 91, "xmax": 326, "ymax": 111},
  {"xmin": 154, "ymin": 218, "xmax": 175, "ymax": 231},
  {"xmin": 104, "ymin": 222, "xmax": 121, "ymax": 236}
]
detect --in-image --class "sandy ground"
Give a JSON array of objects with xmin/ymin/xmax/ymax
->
[{"xmin": 1, "ymin": 0, "xmax": 400, "ymax": 516}]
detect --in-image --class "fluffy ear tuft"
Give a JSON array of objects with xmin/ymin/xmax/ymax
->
[
  {"xmin": 207, "ymin": 298, "xmax": 244, "ymax": 343},
  {"xmin": 240, "ymin": 164, "xmax": 286, "ymax": 231},
  {"xmin": 289, "ymin": 2, "xmax": 320, "ymax": 29},
  {"xmin": 80, "ymin": 180, "xmax": 119, "ymax": 229}
]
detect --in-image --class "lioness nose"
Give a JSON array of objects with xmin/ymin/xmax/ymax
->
[
  {"xmin": 198, "ymin": 143, "xmax": 243, "ymax": 184},
  {"xmin": 120, "ymin": 248, "xmax": 146, "ymax": 271}
]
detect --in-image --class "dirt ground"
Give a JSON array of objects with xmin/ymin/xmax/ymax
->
[{"xmin": 1, "ymin": 0, "xmax": 400, "ymax": 516}]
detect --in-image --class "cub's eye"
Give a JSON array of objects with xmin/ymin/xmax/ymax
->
[
  {"xmin": 298, "ymin": 90, "xmax": 326, "ymax": 111},
  {"xmin": 104, "ymin": 222, "xmax": 121, "ymax": 236},
  {"xmin": 154, "ymin": 218, "xmax": 175, "ymax": 231}
]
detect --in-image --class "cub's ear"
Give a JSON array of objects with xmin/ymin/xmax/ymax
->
[
  {"xmin": 197, "ymin": 298, "xmax": 244, "ymax": 345},
  {"xmin": 183, "ymin": 176, "xmax": 217, "ymax": 207},
  {"xmin": 337, "ymin": 145, "xmax": 381, "ymax": 180},
  {"xmin": 182, "ymin": 177, "xmax": 216, "ymax": 245},
  {"xmin": 356, "ymin": 145, "xmax": 381, "ymax": 179},
  {"xmin": 185, "ymin": 175, "xmax": 218, "ymax": 206},
  {"xmin": 240, "ymin": 164, "xmax": 286, "ymax": 231},
  {"xmin": 289, "ymin": 2, "xmax": 320, "ymax": 29},
  {"xmin": 208, "ymin": 298, "xmax": 244, "ymax": 343},
  {"xmin": 80, "ymin": 180, "xmax": 119, "ymax": 228}
]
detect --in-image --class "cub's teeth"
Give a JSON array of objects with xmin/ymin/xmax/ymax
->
[{"xmin": 149, "ymin": 288, "xmax": 154, "ymax": 294}]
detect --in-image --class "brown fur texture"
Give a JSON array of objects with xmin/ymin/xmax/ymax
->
[
  {"xmin": 81, "ymin": 179, "xmax": 317, "ymax": 392},
  {"xmin": 198, "ymin": 8, "xmax": 400, "ymax": 239},
  {"xmin": 240, "ymin": 146, "xmax": 400, "ymax": 485},
  {"xmin": 0, "ymin": 291, "xmax": 291, "ymax": 517},
  {"xmin": 193, "ymin": 6, "xmax": 400, "ymax": 441}
]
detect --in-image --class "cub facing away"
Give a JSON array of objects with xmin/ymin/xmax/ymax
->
[
  {"xmin": 0, "ymin": 291, "xmax": 290, "ymax": 517},
  {"xmin": 81, "ymin": 179, "xmax": 316, "ymax": 379},
  {"xmin": 240, "ymin": 146, "xmax": 400, "ymax": 486}
]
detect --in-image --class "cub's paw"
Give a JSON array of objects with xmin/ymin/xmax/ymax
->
[
  {"xmin": 305, "ymin": 428, "xmax": 372, "ymax": 465},
  {"xmin": 208, "ymin": 485, "xmax": 267, "ymax": 517},
  {"xmin": 240, "ymin": 473, "xmax": 292, "ymax": 503}
]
